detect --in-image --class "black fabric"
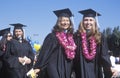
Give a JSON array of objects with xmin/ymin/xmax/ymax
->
[
  {"xmin": 73, "ymin": 32, "xmax": 112, "ymax": 78},
  {"xmin": 78, "ymin": 8, "xmax": 101, "ymax": 18},
  {"xmin": 0, "ymin": 55, "xmax": 3, "ymax": 77},
  {"xmin": 0, "ymin": 50, "xmax": 5, "ymax": 77},
  {"xmin": 53, "ymin": 8, "xmax": 72, "ymax": 17},
  {"xmin": 10, "ymin": 23, "xmax": 26, "ymax": 30},
  {"xmin": 0, "ymin": 28, "xmax": 10, "ymax": 36},
  {"xmin": 4, "ymin": 39, "xmax": 34, "ymax": 78},
  {"xmin": 34, "ymin": 32, "xmax": 73, "ymax": 78},
  {"xmin": 0, "ymin": 45, "xmax": 10, "ymax": 78},
  {"xmin": 0, "ymin": 50, "xmax": 4, "ymax": 57}
]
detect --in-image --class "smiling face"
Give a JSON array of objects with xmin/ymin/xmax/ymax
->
[
  {"xmin": 7, "ymin": 33, "xmax": 12, "ymax": 41},
  {"xmin": 58, "ymin": 16, "xmax": 70, "ymax": 30},
  {"xmin": 14, "ymin": 29, "xmax": 23, "ymax": 38},
  {"xmin": 83, "ymin": 17, "xmax": 95, "ymax": 31}
]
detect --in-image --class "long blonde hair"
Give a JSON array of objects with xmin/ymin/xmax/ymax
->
[
  {"xmin": 52, "ymin": 16, "xmax": 74, "ymax": 34},
  {"xmin": 78, "ymin": 19, "xmax": 101, "ymax": 44}
]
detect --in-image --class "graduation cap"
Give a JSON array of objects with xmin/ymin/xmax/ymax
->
[
  {"xmin": 0, "ymin": 27, "xmax": 10, "ymax": 36},
  {"xmin": 10, "ymin": 23, "xmax": 26, "ymax": 30},
  {"xmin": 78, "ymin": 8, "xmax": 101, "ymax": 18},
  {"xmin": 53, "ymin": 8, "xmax": 73, "ymax": 17}
]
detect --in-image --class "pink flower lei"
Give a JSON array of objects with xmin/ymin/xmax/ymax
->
[
  {"xmin": 56, "ymin": 32, "xmax": 77, "ymax": 60},
  {"xmin": 81, "ymin": 32, "xmax": 97, "ymax": 60}
]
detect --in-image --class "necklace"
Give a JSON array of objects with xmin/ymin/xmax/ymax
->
[
  {"xmin": 56, "ymin": 32, "xmax": 77, "ymax": 60},
  {"xmin": 81, "ymin": 32, "xmax": 97, "ymax": 60}
]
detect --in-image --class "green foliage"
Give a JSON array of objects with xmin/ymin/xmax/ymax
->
[
  {"xmin": 102, "ymin": 27, "xmax": 112, "ymax": 39},
  {"xmin": 103, "ymin": 26, "xmax": 120, "ymax": 56}
]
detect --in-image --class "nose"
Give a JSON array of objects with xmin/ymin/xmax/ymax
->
[{"xmin": 86, "ymin": 20, "xmax": 91, "ymax": 24}]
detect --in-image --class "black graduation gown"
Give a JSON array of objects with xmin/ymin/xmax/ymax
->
[
  {"xmin": 0, "ymin": 45, "xmax": 10, "ymax": 78},
  {"xmin": 0, "ymin": 50, "xmax": 4, "ymax": 77},
  {"xmin": 5, "ymin": 39, "xmax": 34, "ymax": 78},
  {"xmin": 0, "ymin": 50, "xmax": 4, "ymax": 69},
  {"xmin": 34, "ymin": 33, "xmax": 73, "ymax": 78},
  {"xmin": 0, "ymin": 50, "xmax": 4, "ymax": 57},
  {"xmin": 73, "ymin": 32, "xmax": 112, "ymax": 78}
]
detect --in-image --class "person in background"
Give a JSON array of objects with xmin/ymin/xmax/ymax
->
[
  {"xmin": 73, "ymin": 8, "xmax": 118, "ymax": 78},
  {"xmin": 109, "ymin": 51, "xmax": 120, "ymax": 78},
  {"xmin": 109, "ymin": 50, "xmax": 120, "ymax": 69},
  {"xmin": 33, "ymin": 8, "xmax": 76, "ymax": 78},
  {"xmin": 0, "ymin": 27, "xmax": 12, "ymax": 78},
  {"xmin": 5, "ymin": 23, "xmax": 34, "ymax": 78}
]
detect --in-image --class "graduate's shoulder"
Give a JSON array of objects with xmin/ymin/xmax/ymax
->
[
  {"xmin": 7, "ymin": 39, "xmax": 17, "ymax": 43},
  {"xmin": 45, "ymin": 32, "xmax": 56, "ymax": 40}
]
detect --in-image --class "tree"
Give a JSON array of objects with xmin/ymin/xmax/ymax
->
[{"xmin": 103, "ymin": 26, "xmax": 120, "ymax": 57}]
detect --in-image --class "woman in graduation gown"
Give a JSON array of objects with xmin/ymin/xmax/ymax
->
[
  {"xmin": 5, "ymin": 23, "xmax": 34, "ymax": 78},
  {"xmin": 33, "ymin": 8, "xmax": 76, "ymax": 78},
  {"xmin": 73, "ymin": 9, "xmax": 117, "ymax": 78},
  {"xmin": 0, "ymin": 28, "xmax": 12, "ymax": 78}
]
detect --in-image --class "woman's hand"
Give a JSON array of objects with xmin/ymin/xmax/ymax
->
[
  {"xmin": 27, "ymin": 68, "xmax": 39, "ymax": 78},
  {"xmin": 18, "ymin": 56, "xmax": 31, "ymax": 65},
  {"xmin": 18, "ymin": 57, "xmax": 25, "ymax": 64},
  {"xmin": 111, "ymin": 67, "xmax": 120, "ymax": 77},
  {"xmin": 34, "ymin": 69, "xmax": 40, "ymax": 74},
  {"xmin": 24, "ymin": 56, "xmax": 31, "ymax": 64}
]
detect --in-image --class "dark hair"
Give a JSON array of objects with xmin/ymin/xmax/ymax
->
[
  {"xmin": 13, "ymin": 29, "xmax": 24, "ymax": 38},
  {"xmin": 13, "ymin": 29, "xmax": 27, "ymax": 43},
  {"xmin": 0, "ymin": 33, "xmax": 8, "ymax": 50},
  {"xmin": 52, "ymin": 16, "xmax": 74, "ymax": 34}
]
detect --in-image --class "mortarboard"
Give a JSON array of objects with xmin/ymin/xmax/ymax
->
[
  {"xmin": 78, "ymin": 8, "xmax": 101, "ymax": 18},
  {"xmin": 10, "ymin": 23, "xmax": 26, "ymax": 30},
  {"xmin": 0, "ymin": 27, "xmax": 10, "ymax": 36},
  {"xmin": 53, "ymin": 8, "xmax": 73, "ymax": 17}
]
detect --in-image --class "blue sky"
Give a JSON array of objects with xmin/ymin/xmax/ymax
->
[{"xmin": 0, "ymin": 0, "xmax": 120, "ymax": 44}]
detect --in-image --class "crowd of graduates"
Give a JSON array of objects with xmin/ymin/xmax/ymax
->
[
  {"xmin": 0, "ymin": 8, "xmax": 120, "ymax": 78},
  {"xmin": 0, "ymin": 23, "xmax": 41, "ymax": 78}
]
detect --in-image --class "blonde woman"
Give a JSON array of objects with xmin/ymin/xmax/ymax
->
[
  {"xmin": 33, "ymin": 8, "xmax": 76, "ymax": 78},
  {"xmin": 73, "ymin": 9, "xmax": 118, "ymax": 78}
]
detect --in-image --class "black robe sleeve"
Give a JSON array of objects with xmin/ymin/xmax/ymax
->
[
  {"xmin": 34, "ymin": 33, "xmax": 58, "ymax": 70},
  {"xmin": 0, "ymin": 50, "xmax": 4, "ymax": 57},
  {"xmin": 100, "ymin": 34, "xmax": 112, "ymax": 78},
  {"xmin": 5, "ymin": 40, "xmax": 20, "ymax": 68},
  {"xmin": 0, "ymin": 50, "xmax": 4, "ymax": 70},
  {"xmin": 26, "ymin": 41, "xmax": 35, "ymax": 69}
]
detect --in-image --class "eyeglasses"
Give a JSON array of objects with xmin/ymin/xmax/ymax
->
[{"xmin": 7, "ymin": 35, "xmax": 12, "ymax": 37}]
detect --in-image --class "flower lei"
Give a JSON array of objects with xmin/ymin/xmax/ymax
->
[
  {"xmin": 56, "ymin": 32, "xmax": 77, "ymax": 60},
  {"xmin": 81, "ymin": 32, "xmax": 97, "ymax": 60}
]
